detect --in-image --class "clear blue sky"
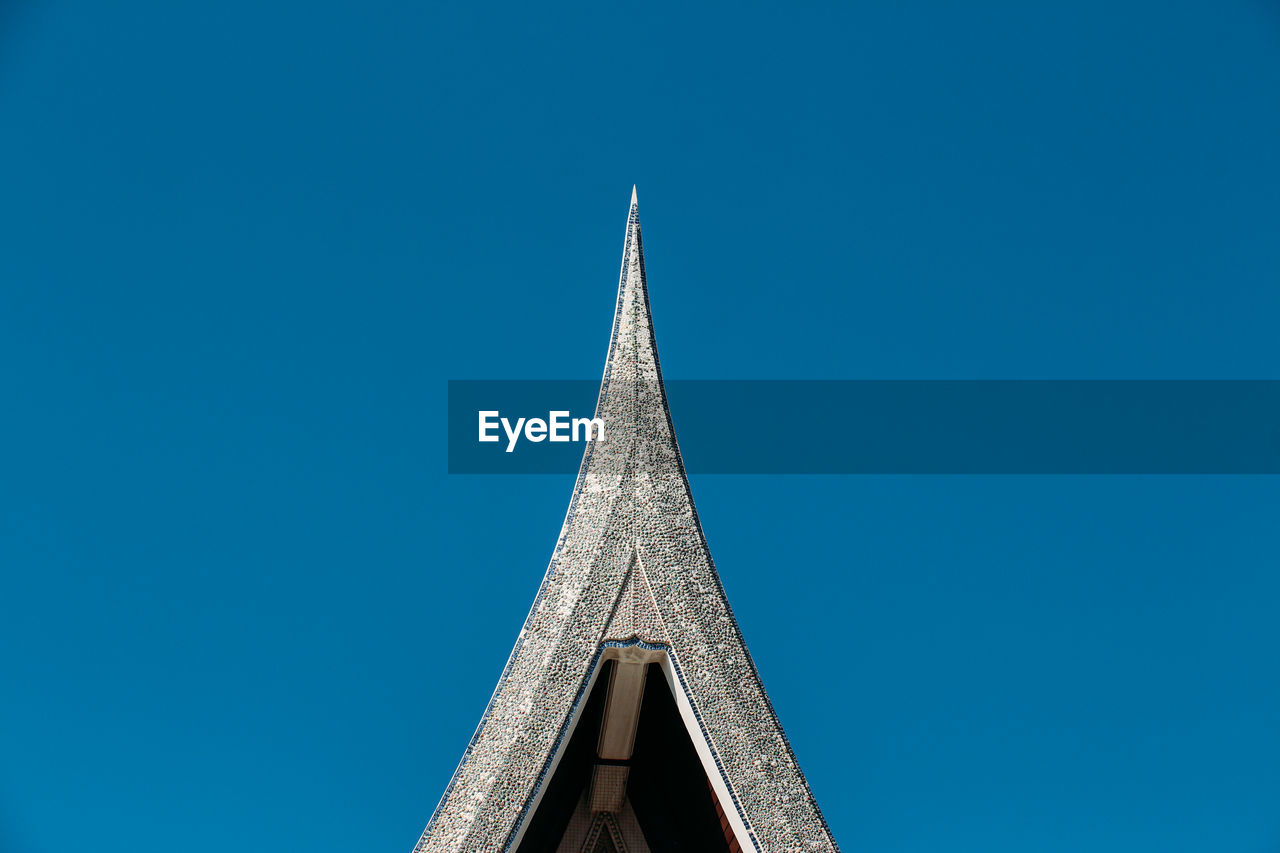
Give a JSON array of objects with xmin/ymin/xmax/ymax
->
[{"xmin": 2, "ymin": 2, "xmax": 1279, "ymax": 851}]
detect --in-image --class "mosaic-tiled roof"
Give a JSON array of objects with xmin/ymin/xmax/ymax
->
[{"xmin": 414, "ymin": 188, "xmax": 839, "ymax": 853}]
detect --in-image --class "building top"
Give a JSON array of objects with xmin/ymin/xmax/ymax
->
[{"xmin": 414, "ymin": 190, "xmax": 838, "ymax": 853}]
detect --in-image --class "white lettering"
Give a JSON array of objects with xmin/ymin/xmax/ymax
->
[
  {"xmin": 573, "ymin": 417, "xmax": 606, "ymax": 442},
  {"xmin": 548, "ymin": 411, "xmax": 570, "ymax": 442},
  {"xmin": 480, "ymin": 411, "xmax": 605, "ymax": 452},
  {"xmin": 502, "ymin": 417, "xmax": 526, "ymax": 453},
  {"xmin": 478, "ymin": 411, "xmax": 500, "ymax": 443}
]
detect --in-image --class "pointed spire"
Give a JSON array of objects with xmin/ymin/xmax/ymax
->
[
  {"xmin": 413, "ymin": 193, "xmax": 838, "ymax": 853},
  {"xmin": 593, "ymin": 183, "xmax": 671, "ymax": 466}
]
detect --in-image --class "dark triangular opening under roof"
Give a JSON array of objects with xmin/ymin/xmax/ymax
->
[{"xmin": 514, "ymin": 660, "xmax": 734, "ymax": 853}]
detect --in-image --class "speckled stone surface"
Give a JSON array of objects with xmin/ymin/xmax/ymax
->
[{"xmin": 414, "ymin": 190, "xmax": 838, "ymax": 853}]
